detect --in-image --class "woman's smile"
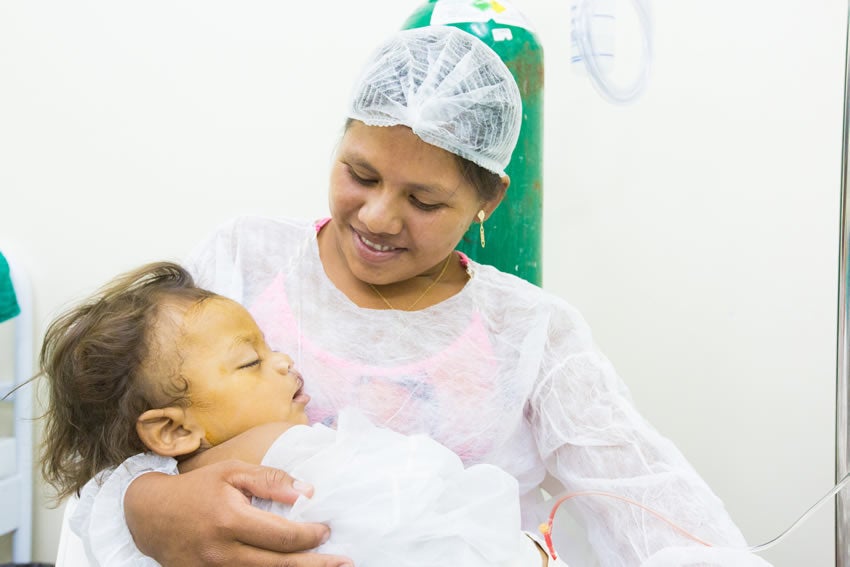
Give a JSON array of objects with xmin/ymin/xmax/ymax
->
[
  {"xmin": 358, "ymin": 232, "xmax": 399, "ymax": 253},
  {"xmin": 351, "ymin": 226, "xmax": 406, "ymax": 263}
]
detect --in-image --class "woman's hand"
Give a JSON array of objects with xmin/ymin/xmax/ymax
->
[{"xmin": 124, "ymin": 460, "xmax": 353, "ymax": 566}]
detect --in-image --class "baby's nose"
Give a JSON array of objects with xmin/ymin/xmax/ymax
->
[{"xmin": 272, "ymin": 351, "xmax": 294, "ymax": 372}]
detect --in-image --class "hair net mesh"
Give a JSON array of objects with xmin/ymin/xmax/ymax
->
[{"xmin": 348, "ymin": 25, "xmax": 522, "ymax": 175}]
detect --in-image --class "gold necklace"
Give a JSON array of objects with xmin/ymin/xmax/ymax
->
[{"xmin": 368, "ymin": 254, "xmax": 452, "ymax": 311}]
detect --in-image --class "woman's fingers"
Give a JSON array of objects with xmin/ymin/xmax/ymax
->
[
  {"xmin": 227, "ymin": 461, "xmax": 315, "ymax": 502},
  {"xmin": 220, "ymin": 462, "xmax": 330, "ymax": 552},
  {"xmin": 125, "ymin": 460, "xmax": 353, "ymax": 566},
  {"xmin": 213, "ymin": 462, "xmax": 354, "ymax": 565}
]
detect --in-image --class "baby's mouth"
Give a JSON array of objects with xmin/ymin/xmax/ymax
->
[{"xmin": 292, "ymin": 372, "xmax": 310, "ymax": 404}]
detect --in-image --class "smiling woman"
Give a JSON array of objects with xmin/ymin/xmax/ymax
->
[
  {"xmin": 61, "ymin": 25, "xmax": 772, "ymax": 567},
  {"xmin": 0, "ymin": 1, "xmax": 842, "ymax": 564}
]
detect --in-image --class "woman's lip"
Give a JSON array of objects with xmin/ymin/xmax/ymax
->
[
  {"xmin": 352, "ymin": 228, "xmax": 404, "ymax": 260},
  {"xmin": 357, "ymin": 231, "xmax": 398, "ymax": 251}
]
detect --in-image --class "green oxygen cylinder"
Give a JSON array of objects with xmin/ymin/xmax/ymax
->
[{"xmin": 403, "ymin": 0, "xmax": 544, "ymax": 286}]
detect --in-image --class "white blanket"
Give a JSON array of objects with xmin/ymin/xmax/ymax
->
[{"xmin": 70, "ymin": 409, "xmax": 541, "ymax": 567}]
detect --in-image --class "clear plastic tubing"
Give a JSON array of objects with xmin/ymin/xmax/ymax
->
[
  {"xmin": 571, "ymin": 0, "xmax": 653, "ymax": 105},
  {"xmin": 748, "ymin": 471, "xmax": 850, "ymax": 553}
]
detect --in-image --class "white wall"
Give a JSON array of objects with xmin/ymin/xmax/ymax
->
[{"xmin": 0, "ymin": 1, "xmax": 844, "ymax": 564}]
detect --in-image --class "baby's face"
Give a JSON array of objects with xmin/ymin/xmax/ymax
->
[{"xmin": 178, "ymin": 297, "xmax": 310, "ymax": 445}]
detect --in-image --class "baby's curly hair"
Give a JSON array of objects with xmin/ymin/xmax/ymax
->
[{"xmin": 39, "ymin": 261, "xmax": 218, "ymax": 500}]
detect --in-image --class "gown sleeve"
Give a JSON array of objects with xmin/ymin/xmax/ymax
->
[
  {"xmin": 528, "ymin": 305, "xmax": 772, "ymax": 566},
  {"xmin": 70, "ymin": 454, "xmax": 178, "ymax": 567}
]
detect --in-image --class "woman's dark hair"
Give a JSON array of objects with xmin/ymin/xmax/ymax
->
[
  {"xmin": 453, "ymin": 153, "xmax": 504, "ymax": 202},
  {"xmin": 39, "ymin": 261, "xmax": 217, "ymax": 500}
]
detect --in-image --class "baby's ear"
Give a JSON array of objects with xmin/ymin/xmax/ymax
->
[{"xmin": 136, "ymin": 407, "xmax": 204, "ymax": 457}]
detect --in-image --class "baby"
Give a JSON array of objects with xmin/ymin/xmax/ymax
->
[{"xmin": 39, "ymin": 262, "xmax": 551, "ymax": 566}]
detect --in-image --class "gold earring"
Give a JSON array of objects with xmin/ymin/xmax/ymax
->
[{"xmin": 477, "ymin": 210, "xmax": 486, "ymax": 248}]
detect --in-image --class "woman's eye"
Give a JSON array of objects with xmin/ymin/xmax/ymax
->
[
  {"xmin": 239, "ymin": 359, "xmax": 261, "ymax": 369},
  {"xmin": 410, "ymin": 195, "xmax": 442, "ymax": 211},
  {"xmin": 348, "ymin": 167, "xmax": 378, "ymax": 186}
]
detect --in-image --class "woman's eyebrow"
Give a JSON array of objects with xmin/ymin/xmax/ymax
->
[
  {"xmin": 399, "ymin": 183, "xmax": 453, "ymax": 201},
  {"xmin": 343, "ymin": 156, "xmax": 379, "ymax": 175},
  {"xmin": 344, "ymin": 155, "xmax": 453, "ymax": 197}
]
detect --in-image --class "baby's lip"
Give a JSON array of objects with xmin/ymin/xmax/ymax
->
[{"xmin": 292, "ymin": 371, "xmax": 310, "ymax": 405}]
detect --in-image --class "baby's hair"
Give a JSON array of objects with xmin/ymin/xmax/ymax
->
[{"xmin": 39, "ymin": 261, "xmax": 218, "ymax": 500}]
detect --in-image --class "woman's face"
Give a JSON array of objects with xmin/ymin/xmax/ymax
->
[{"xmin": 327, "ymin": 121, "xmax": 489, "ymax": 286}]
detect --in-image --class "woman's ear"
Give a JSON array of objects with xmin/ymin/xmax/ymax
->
[
  {"xmin": 487, "ymin": 175, "xmax": 511, "ymax": 212},
  {"xmin": 483, "ymin": 175, "xmax": 510, "ymax": 218},
  {"xmin": 136, "ymin": 407, "xmax": 205, "ymax": 457},
  {"xmin": 499, "ymin": 174, "xmax": 511, "ymax": 194}
]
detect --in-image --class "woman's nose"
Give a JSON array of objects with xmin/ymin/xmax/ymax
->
[{"xmin": 359, "ymin": 190, "xmax": 403, "ymax": 235}]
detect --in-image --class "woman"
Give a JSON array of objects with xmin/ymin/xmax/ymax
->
[{"xmin": 94, "ymin": 26, "xmax": 758, "ymax": 566}]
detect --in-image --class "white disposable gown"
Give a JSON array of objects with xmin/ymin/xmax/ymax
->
[{"xmin": 181, "ymin": 216, "xmax": 769, "ymax": 566}]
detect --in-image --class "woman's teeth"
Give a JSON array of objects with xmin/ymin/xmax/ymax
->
[{"xmin": 361, "ymin": 235, "xmax": 395, "ymax": 252}]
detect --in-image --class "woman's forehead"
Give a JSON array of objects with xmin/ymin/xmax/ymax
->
[
  {"xmin": 342, "ymin": 123, "xmax": 454, "ymax": 162},
  {"xmin": 340, "ymin": 123, "xmax": 471, "ymax": 193}
]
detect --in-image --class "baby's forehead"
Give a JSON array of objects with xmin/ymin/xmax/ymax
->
[
  {"xmin": 160, "ymin": 293, "xmax": 231, "ymax": 322},
  {"xmin": 178, "ymin": 296, "xmax": 260, "ymax": 343},
  {"xmin": 146, "ymin": 295, "xmax": 219, "ymax": 358},
  {"xmin": 142, "ymin": 297, "xmax": 214, "ymax": 373},
  {"xmin": 153, "ymin": 296, "xmax": 207, "ymax": 333}
]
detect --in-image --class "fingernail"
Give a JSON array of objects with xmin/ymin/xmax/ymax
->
[
  {"xmin": 320, "ymin": 528, "xmax": 331, "ymax": 545},
  {"xmin": 293, "ymin": 479, "xmax": 313, "ymax": 496}
]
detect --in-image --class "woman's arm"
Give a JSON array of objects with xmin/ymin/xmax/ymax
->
[
  {"xmin": 529, "ymin": 306, "xmax": 758, "ymax": 565},
  {"xmin": 124, "ymin": 461, "xmax": 353, "ymax": 566}
]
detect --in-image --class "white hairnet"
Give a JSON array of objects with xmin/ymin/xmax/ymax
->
[{"xmin": 348, "ymin": 25, "xmax": 522, "ymax": 176}]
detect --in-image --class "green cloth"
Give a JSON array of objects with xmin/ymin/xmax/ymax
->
[{"xmin": 0, "ymin": 251, "xmax": 20, "ymax": 323}]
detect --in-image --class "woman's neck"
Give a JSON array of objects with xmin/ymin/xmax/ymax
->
[{"xmin": 316, "ymin": 219, "xmax": 468, "ymax": 311}]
